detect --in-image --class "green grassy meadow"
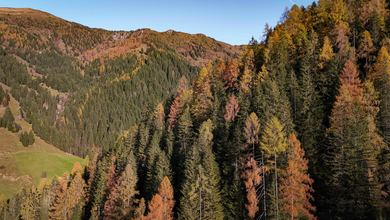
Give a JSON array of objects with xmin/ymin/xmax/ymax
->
[{"xmin": 0, "ymin": 85, "xmax": 86, "ymax": 200}]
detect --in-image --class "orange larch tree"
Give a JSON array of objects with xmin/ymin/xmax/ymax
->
[
  {"xmin": 145, "ymin": 176, "xmax": 175, "ymax": 220},
  {"xmin": 224, "ymin": 95, "xmax": 240, "ymax": 122},
  {"xmin": 325, "ymin": 59, "xmax": 384, "ymax": 219},
  {"xmin": 222, "ymin": 59, "xmax": 240, "ymax": 91},
  {"xmin": 279, "ymin": 134, "xmax": 316, "ymax": 220},
  {"xmin": 241, "ymin": 157, "xmax": 262, "ymax": 219},
  {"xmin": 103, "ymin": 161, "xmax": 138, "ymax": 219}
]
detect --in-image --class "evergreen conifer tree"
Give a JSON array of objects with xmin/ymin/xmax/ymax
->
[{"xmin": 325, "ymin": 59, "xmax": 385, "ymax": 219}]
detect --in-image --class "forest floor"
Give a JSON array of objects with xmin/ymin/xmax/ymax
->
[{"xmin": 0, "ymin": 84, "xmax": 85, "ymax": 201}]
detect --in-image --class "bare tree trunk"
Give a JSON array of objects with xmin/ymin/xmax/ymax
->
[{"xmin": 262, "ymin": 151, "xmax": 267, "ymax": 220}]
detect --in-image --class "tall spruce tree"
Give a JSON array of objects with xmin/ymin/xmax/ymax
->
[
  {"xmin": 179, "ymin": 120, "xmax": 224, "ymax": 220},
  {"xmin": 173, "ymin": 106, "xmax": 194, "ymax": 201},
  {"xmin": 325, "ymin": 59, "xmax": 385, "ymax": 219},
  {"xmin": 103, "ymin": 153, "xmax": 138, "ymax": 219},
  {"xmin": 317, "ymin": 35, "xmax": 342, "ymax": 127},
  {"xmin": 144, "ymin": 131, "xmax": 171, "ymax": 199},
  {"xmin": 357, "ymin": 30, "xmax": 375, "ymax": 76},
  {"xmin": 252, "ymin": 72, "xmax": 294, "ymax": 134},
  {"xmin": 368, "ymin": 47, "xmax": 390, "ymax": 144},
  {"xmin": 297, "ymin": 32, "xmax": 324, "ymax": 171}
]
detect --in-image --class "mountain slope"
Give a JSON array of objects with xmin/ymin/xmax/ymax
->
[
  {"xmin": 0, "ymin": 8, "xmax": 241, "ymax": 156},
  {"xmin": 0, "ymin": 83, "xmax": 85, "ymax": 200},
  {"xmin": 0, "ymin": 8, "xmax": 240, "ymax": 66}
]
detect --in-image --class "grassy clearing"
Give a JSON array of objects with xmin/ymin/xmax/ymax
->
[
  {"xmin": 0, "ymin": 88, "xmax": 86, "ymax": 200},
  {"xmin": 13, "ymin": 151, "xmax": 85, "ymax": 185}
]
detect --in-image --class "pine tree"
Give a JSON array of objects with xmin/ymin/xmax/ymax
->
[
  {"xmin": 172, "ymin": 106, "xmax": 194, "ymax": 203},
  {"xmin": 176, "ymin": 107, "xmax": 193, "ymax": 152},
  {"xmin": 142, "ymin": 104, "xmax": 172, "ymax": 199},
  {"xmin": 178, "ymin": 139, "xmax": 204, "ymax": 220},
  {"xmin": 357, "ymin": 30, "xmax": 375, "ymax": 75},
  {"xmin": 333, "ymin": 22, "xmax": 352, "ymax": 59},
  {"xmin": 197, "ymin": 119, "xmax": 224, "ymax": 219},
  {"xmin": 145, "ymin": 176, "xmax": 175, "ymax": 220},
  {"xmin": 20, "ymin": 131, "xmax": 30, "ymax": 147},
  {"xmin": 222, "ymin": 59, "xmax": 240, "ymax": 92},
  {"xmin": 297, "ymin": 33, "xmax": 324, "ymax": 171},
  {"xmin": 0, "ymin": 88, "xmax": 9, "ymax": 107},
  {"xmin": 20, "ymin": 130, "xmax": 35, "ymax": 147},
  {"xmin": 153, "ymin": 103, "xmax": 165, "ymax": 131},
  {"xmin": 177, "ymin": 76, "xmax": 189, "ymax": 95},
  {"xmin": 223, "ymin": 95, "xmax": 240, "ymax": 123},
  {"xmin": 240, "ymin": 50, "xmax": 254, "ymax": 94},
  {"xmin": 116, "ymin": 125, "xmax": 138, "ymax": 173},
  {"xmin": 244, "ymin": 112, "xmax": 260, "ymax": 156},
  {"xmin": 253, "ymin": 73, "xmax": 294, "ymax": 134},
  {"xmin": 1, "ymin": 107, "xmax": 15, "ymax": 131},
  {"xmin": 89, "ymin": 155, "xmax": 116, "ymax": 219},
  {"xmin": 215, "ymin": 90, "xmax": 247, "ymax": 219},
  {"xmin": 20, "ymin": 187, "xmax": 41, "ymax": 220},
  {"xmin": 179, "ymin": 120, "xmax": 224, "ymax": 220},
  {"xmin": 104, "ymin": 156, "xmax": 138, "ymax": 219},
  {"xmin": 167, "ymin": 95, "xmax": 182, "ymax": 130},
  {"xmin": 279, "ymin": 134, "xmax": 316, "ymax": 220},
  {"xmin": 86, "ymin": 147, "xmax": 100, "ymax": 188},
  {"xmin": 191, "ymin": 67, "xmax": 213, "ymax": 122},
  {"xmin": 325, "ymin": 59, "xmax": 385, "ymax": 219},
  {"xmin": 368, "ymin": 47, "xmax": 390, "ymax": 144},
  {"xmin": 28, "ymin": 130, "xmax": 35, "ymax": 145},
  {"xmin": 267, "ymin": 31, "xmax": 290, "ymax": 91},
  {"xmin": 319, "ymin": 36, "xmax": 335, "ymax": 69},
  {"xmin": 145, "ymin": 138, "xmax": 171, "ymax": 200},
  {"xmin": 359, "ymin": 0, "xmax": 387, "ymax": 43},
  {"xmin": 144, "ymin": 132, "xmax": 161, "ymax": 198},
  {"xmin": 167, "ymin": 88, "xmax": 193, "ymax": 130},
  {"xmin": 48, "ymin": 176, "xmax": 68, "ymax": 220},
  {"xmin": 66, "ymin": 162, "xmax": 86, "ymax": 219},
  {"xmin": 378, "ymin": 146, "xmax": 390, "ymax": 217},
  {"xmin": 241, "ymin": 157, "xmax": 262, "ymax": 219},
  {"xmin": 135, "ymin": 122, "xmax": 150, "ymax": 169},
  {"xmin": 260, "ymin": 116, "xmax": 288, "ymax": 220}
]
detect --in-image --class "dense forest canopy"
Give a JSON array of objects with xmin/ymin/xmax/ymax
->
[{"xmin": 1, "ymin": 0, "xmax": 390, "ymax": 219}]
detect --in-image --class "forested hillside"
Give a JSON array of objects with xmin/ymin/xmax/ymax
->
[
  {"xmin": 2, "ymin": 0, "xmax": 390, "ymax": 219},
  {"xmin": 0, "ymin": 8, "xmax": 239, "ymax": 155}
]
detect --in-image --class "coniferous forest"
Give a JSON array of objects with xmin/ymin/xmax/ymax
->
[{"xmin": 1, "ymin": 0, "xmax": 390, "ymax": 219}]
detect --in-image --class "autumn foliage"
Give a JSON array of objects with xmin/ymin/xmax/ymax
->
[
  {"xmin": 279, "ymin": 134, "xmax": 315, "ymax": 220},
  {"xmin": 224, "ymin": 95, "xmax": 240, "ymax": 122},
  {"xmin": 145, "ymin": 176, "xmax": 175, "ymax": 220},
  {"xmin": 241, "ymin": 157, "xmax": 262, "ymax": 219},
  {"xmin": 3, "ymin": 1, "xmax": 390, "ymax": 220}
]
